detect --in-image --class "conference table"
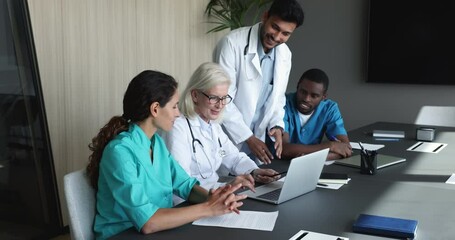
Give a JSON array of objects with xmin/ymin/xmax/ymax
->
[{"xmin": 111, "ymin": 122, "xmax": 455, "ymax": 240}]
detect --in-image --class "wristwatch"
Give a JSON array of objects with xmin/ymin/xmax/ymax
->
[{"xmin": 250, "ymin": 169, "xmax": 260, "ymax": 180}]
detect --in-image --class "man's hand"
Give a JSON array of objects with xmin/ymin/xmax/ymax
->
[
  {"xmin": 246, "ymin": 136, "xmax": 273, "ymax": 164},
  {"xmin": 329, "ymin": 141, "xmax": 352, "ymax": 158},
  {"xmin": 251, "ymin": 168, "xmax": 281, "ymax": 183},
  {"xmin": 269, "ymin": 127, "xmax": 283, "ymax": 159}
]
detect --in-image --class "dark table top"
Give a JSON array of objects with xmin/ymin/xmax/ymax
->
[{"xmin": 111, "ymin": 122, "xmax": 455, "ymax": 240}]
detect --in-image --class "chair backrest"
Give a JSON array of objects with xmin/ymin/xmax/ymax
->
[
  {"xmin": 64, "ymin": 169, "xmax": 96, "ymax": 240},
  {"xmin": 414, "ymin": 106, "xmax": 455, "ymax": 127}
]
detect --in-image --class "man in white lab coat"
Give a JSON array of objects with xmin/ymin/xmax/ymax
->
[{"xmin": 213, "ymin": 0, "xmax": 304, "ymax": 164}]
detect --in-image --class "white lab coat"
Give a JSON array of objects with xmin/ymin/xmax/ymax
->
[
  {"xmin": 162, "ymin": 115, "xmax": 258, "ymax": 191},
  {"xmin": 213, "ymin": 22, "xmax": 292, "ymax": 150}
]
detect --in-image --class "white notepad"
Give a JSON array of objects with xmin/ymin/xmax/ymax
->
[
  {"xmin": 407, "ymin": 142, "xmax": 447, "ymax": 153},
  {"xmin": 350, "ymin": 142, "xmax": 384, "ymax": 151},
  {"xmin": 446, "ymin": 173, "xmax": 455, "ymax": 185},
  {"xmin": 289, "ymin": 230, "xmax": 349, "ymax": 240}
]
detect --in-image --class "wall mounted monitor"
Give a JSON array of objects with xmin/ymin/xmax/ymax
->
[{"xmin": 367, "ymin": 1, "xmax": 455, "ymax": 85}]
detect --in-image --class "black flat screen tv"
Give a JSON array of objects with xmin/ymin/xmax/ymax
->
[{"xmin": 367, "ymin": 1, "xmax": 455, "ymax": 85}]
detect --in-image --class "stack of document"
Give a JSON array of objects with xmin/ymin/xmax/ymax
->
[
  {"xmin": 318, "ymin": 172, "xmax": 350, "ymax": 185},
  {"xmin": 373, "ymin": 130, "xmax": 405, "ymax": 138},
  {"xmin": 317, "ymin": 172, "xmax": 351, "ymax": 190}
]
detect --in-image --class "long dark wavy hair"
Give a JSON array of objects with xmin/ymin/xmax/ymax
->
[{"xmin": 86, "ymin": 70, "xmax": 178, "ymax": 189}]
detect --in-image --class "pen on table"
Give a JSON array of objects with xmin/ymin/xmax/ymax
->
[
  {"xmin": 358, "ymin": 141, "xmax": 371, "ymax": 171},
  {"xmin": 317, "ymin": 183, "xmax": 328, "ymax": 187},
  {"xmin": 410, "ymin": 142, "xmax": 423, "ymax": 151},
  {"xmin": 433, "ymin": 144, "xmax": 444, "ymax": 152},
  {"xmin": 358, "ymin": 142, "xmax": 366, "ymax": 154},
  {"xmin": 295, "ymin": 231, "xmax": 308, "ymax": 240}
]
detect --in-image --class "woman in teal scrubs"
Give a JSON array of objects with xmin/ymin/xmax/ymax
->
[{"xmin": 86, "ymin": 70, "xmax": 247, "ymax": 239}]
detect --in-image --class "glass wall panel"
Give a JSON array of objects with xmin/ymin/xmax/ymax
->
[{"xmin": 0, "ymin": 0, "xmax": 62, "ymax": 238}]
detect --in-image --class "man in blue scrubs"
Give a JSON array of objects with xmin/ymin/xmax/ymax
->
[{"xmin": 282, "ymin": 68, "xmax": 352, "ymax": 160}]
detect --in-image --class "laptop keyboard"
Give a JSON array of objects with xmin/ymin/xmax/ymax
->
[{"xmin": 257, "ymin": 188, "xmax": 282, "ymax": 201}]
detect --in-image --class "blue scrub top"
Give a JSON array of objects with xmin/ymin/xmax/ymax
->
[
  {"xmin": 284, "ymin": 92, "xmax": 347, "ymax": 145},
  {"xmin": 94, "ymin": 124, "xmax": 198, "ymax": 239}
]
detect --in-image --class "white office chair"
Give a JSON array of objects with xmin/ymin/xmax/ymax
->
[
  {"xmin": 414, "ymin": 106, "xmax": 455, "ymax": 127},
  {"xmin": 64, "ymin": 169, "xmax": 96, "ymax": 240}
]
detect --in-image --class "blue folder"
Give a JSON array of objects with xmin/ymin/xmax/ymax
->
[{"xmin": 353, "ymin": 214, "xmax": 418, "ymax": 239}]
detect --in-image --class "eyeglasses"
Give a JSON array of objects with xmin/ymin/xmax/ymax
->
[{"xmin": 199, "ymin": 91, "xmax": 233, "ymax": 105}]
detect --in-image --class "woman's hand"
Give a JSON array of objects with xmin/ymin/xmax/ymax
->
[
  {"xmin": 205, "ymin": 184, "xmax": 247, "ymax": 216},
  {"xmin": 230, "ymin": 174, "xmax": 255, "ymax": 192}
]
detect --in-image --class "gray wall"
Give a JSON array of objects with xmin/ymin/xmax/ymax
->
[{"xmin": 286, "ymin": 0, "xmax": 455, "ymax": 130}]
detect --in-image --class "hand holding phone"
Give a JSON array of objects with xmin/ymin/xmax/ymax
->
[{"xmin": 270, "ymin": 171, "xmax": 287, "ymax": 178}]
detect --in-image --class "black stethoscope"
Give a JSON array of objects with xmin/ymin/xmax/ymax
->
[
  {"xmin": 243, "ymin": 27, "xmax": 253, "ymax": 56},
  {"xmin": 186, "ymin": 118, "xmax": 225, "ymax": 179},
  {"xmin": 243, "ymin": 25, "xmax": 275, "ymax": 85}
]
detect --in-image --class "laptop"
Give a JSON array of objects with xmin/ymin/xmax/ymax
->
[
  {"xmin": 335, "ymin": 154, "xmax": 406, "ymax": 169},
  {"xmin": 243, "ymin": 148, "xmax": 329, "ymax": 205}
]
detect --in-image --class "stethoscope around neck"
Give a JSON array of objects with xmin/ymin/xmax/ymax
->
[
  {"xmin": 185, "ymin": 117, "xmax": 226, "ymax": 179},
  {"xmin": 243, "ymin": 26, "xmax": 253, "ymax": 56}
]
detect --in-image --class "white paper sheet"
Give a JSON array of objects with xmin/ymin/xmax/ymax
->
[
  {"xmin": 289, "ymin": 230, "xmax": 349, "ymax": 240},
  {"xmin": 350, "ymin": 142, "xmax": 384, "ymax": 151},
  {"xmin": 407, "ymin": 142, "xmax": 447, "ymax": 153},
  {"xmin": 446, "ymin": 173, "xmax": 455, "ymax": 185},
  {"xmin": 192, "ymin": 210, "xmax": 278, "ymax": 231}
]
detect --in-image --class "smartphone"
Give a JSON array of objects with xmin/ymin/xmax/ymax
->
[{"xmin": 271, "ymin": 171, "xmax": 287, "ymax": 177}]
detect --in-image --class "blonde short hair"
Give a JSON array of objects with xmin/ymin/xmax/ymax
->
[{"xmin": 179, "ymin": 62, "xmax": 231, "ymax": 120}]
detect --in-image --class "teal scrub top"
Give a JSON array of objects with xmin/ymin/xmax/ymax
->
[
  {"xmin": 94, "ymin": 124, "xmax": 198, "ymax": 239},
  {"xmin": 284, "ymin": 92, "xmax": 347, "ymax": 145}
]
